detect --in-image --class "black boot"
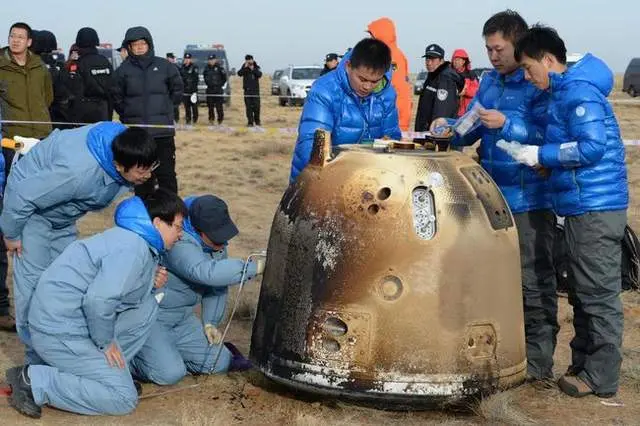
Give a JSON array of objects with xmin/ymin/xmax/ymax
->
[{"xmin": 6, "ymin": 366, "xmax": 41, "ymax": 418}]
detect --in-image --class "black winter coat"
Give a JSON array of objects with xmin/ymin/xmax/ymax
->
[
  {"xmin": 180, "ymin": 63, "xmax": 199, "ymax": 94},
  {"xmin": 237, "ymin": 63, "xmax": 262, "ymax": 94},
  {"xmin": 415, "ymin": 62, "xmax": 461, "ymax": 131},
  {"xmin": 203, "ymin": 64, "xmax": 227, "ymax": 92},
  {"xmin": 74, "ymin": 49, "xmax": 113, "ymax": 123},
  {"xmin": 110, "ymin": 27, "xmax": 183, "ymax": 137}
]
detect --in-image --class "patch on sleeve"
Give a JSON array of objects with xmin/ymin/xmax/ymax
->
[
  {"xmin": 575, "ymin": 106, "xmax": 586, "ymax": 117},
  {"xmin": 437, "ymin": 89, "xmax": 449, "ymax": 101}
]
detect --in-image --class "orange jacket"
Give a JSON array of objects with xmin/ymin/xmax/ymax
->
[{"xmin": 367, "ymin": 18, "xmax": 412, "ymax": 132}]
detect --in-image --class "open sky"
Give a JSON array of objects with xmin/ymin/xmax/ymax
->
[{"xmin": 2, "ymin": 0, "xmax": 637, "ymax": 73}]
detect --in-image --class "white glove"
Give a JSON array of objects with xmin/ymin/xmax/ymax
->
[
  {"xmin": 254, "ymin": 258, "xmax": 266, "ymax": 275},
  {"xmin": 497, "ymin": 140, "xmax": 539, "ymax": 167},
  {"xmin": 204, "ymin": 323, "xmax": 223, "ymax": 345},
  {"xmin": 514, "ymin": 145, "xmax": 540, "ymax": 167},
  {"xmin": 190, "ymin": 93, "xmax": 198, "ymax": 104},
  {"xmin": 13, "ymin": 136, "xmax": 40, "ymax": 155}
]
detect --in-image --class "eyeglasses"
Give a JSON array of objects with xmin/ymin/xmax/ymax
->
[{"xmin": 150, "ymin": 161, "xmax": 160, "ymax": 172}]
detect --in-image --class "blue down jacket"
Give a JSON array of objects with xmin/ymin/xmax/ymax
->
[
  {"xmin": 539, "ymin": 53, "xmax": 628, "ymax": 216},
  {"xmin": 289, "ymin": 52, "xmax": 401, "ymax": 182},
  {"xmin": 451, "ymin": 68, "xmax": 551, "ymax": 214}
]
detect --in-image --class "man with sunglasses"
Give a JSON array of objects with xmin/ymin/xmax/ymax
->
[
  {"xmin": 289, "ymin": 38, "xmax": 401, "ymax": 183},
  {"xmin": 0, "ymin": 122, "xmax": 158, "ymax": 367},
  {"xmin": 130, "ymin": 194, "xmax": 266, "ymax": 384}
]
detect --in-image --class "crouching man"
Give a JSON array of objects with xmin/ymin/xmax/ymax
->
[
  {"xmin": 511, "ymin": 26, "xmax": 628, "ymax": 398},
  {"xmin": 6, "ymin": 190, "xmax": 186, "ymax": 418},
  {"xmin": 0, "ymin": 122, "xmax": 158, "ymax": 366},
  {"xmin": 131, "ymin": 195, "xmax": 266, "ymax": 385}
]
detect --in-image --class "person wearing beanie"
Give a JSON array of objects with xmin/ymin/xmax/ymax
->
[
  {"xmin": 451, "ymin": 48, "xmax": 479, "ymax": 117},
  {"xmin": 72, "ymin": 27, "xmax": 113, "ymax": 123}
]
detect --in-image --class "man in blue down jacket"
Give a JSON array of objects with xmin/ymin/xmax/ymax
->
[
  {"xmin": 0, "ymin": 122, "xmax": 158, "ymax": 366},
  {"xmin": 111, "ymin": 26, "xmax": 183, "ymax": 196},
  {"xmin": 130, "ymin": 195, "xmax": 265, "ymax": 384},
  {"xmin": 433, "ymin": 10, "xmax": 555, "ymax": 383},
  {"xmin": 289, "ymin": 38, "xmax": 401, "ymax": 183},
  {"xmin": 513, "ymin": 26, "xmax": 628, "ymax": 399},
  {"xmin": 5, "ymin": 191, "xmax": 187, "ymax": 418}
]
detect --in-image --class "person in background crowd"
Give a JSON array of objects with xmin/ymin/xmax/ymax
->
[
  {"xmin": 111, "ymin": 26, "xmax": 183, "ymax": 196},
  {"xmin": 0, "ymin": 22, "xmax": 53, "ymax": 173},
  {"xmin": 237, "ymin": 54, "xmax": 262, "ymax": 127},
  {"xmin": 203, "ymin": 54, "xmax": 227, "ymax": 125},
  {"xmin": 367, "ymin": 17, "xmax": 412, "ymax": 132},
  {"xmin": 451, "ymin": 49, "xmax": 479, "ymax": 117},
  {"xmin": 180, "ymin": 53, "xmax": 199, "ymax": 125},
  {"xmin": 30, "ymin": 30, "xmax": 71, "ymax": 129},
  {"xmin": 320, "ymin": 53, "xmax": 340, "ymax": 76},
  {"xmin": 166, "ymin": 52, "xmax": 180, "ymax": 122},
  {"xmin": 73, "ymin": 27, "xmax": 113, "ymax": 123},
  {"xmin": 118, "ymin": 41, "xmax": 128, "ymax": 62},
  {"xmin": 414, "ymin": 43, "xmax": 460, "ymax": 131}
]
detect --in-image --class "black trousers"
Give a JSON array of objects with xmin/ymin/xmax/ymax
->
[
  {"xmin": 183, "ymin": 94, "xmax": 198, "ymax": 124},
  {"xmin": 173, "ymin": 104, "xmax": 180, "ymax": 122},
  {"xmin": 135, "ymin": 136, "xmax": 178, "ymax": 196},
  {"xmin": 244, "ymin": 94, "xmax": 260, "ymax": 125},
  {"xmin": 207, "ymin": 89, "xmax": 224, "ymax": 123}
]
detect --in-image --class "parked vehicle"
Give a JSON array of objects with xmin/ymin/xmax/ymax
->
[
  {"xmin": 278, "ymin": 65, "xmax": 323, "ymax": 106},
  {"xmin": 272, "ymin": 69, "xmax": 284, "ymax": 95},
  {"xmin": 183, "ymin": 43, "xmax": 231, "ymax": 105}
]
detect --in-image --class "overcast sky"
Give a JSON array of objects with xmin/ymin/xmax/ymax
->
[{"xmin": 2, "ymin": 0, "xmax": 637, "ymax": 73}]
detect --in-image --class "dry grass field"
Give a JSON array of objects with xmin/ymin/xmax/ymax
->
[{"xmin": 0, "ymin": 75, "xmax": 639, "ymax": 425}]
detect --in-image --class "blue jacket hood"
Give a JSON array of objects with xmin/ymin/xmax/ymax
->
[
  {"xmin": 86, "ymin": 122, "xmax": 128, "ymax": 185},
  {"xmin": 550, "ymin": 53, "xmax": 613, "ymax": 97},
  {"xmin": 114, "ymin": 196, "xmax": 165, "ymax": 252}
]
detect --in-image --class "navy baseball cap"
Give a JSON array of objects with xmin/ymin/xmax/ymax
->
[
  {"xmin": 325, "ymin": 53, "xmax": 340, "ymax": 62},
  {"xmin": 423, "ymin": 44, "xmax": 445, "ymax": 59},
  {"xmin": 189, "ymin": 195, "xmax": 239, "ymax": 244}
]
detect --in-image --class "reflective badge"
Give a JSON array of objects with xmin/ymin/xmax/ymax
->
[
  {"xmin": 576, "ymin": 106, "xmax": 586, "ymax": 117},
  {"xmin": 437, "ymin": 89, "xmax": 448, "ymax": 101}
]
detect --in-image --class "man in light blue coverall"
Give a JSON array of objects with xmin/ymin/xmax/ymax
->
[
  {"xmin": 0, "ymin": 122, "xmax": 158, "ymax": 366},
  {"xmin": 5, "ymin": 190, "xmax": 187, "ymax": 418},
  {"xmin": 131, "ymin": 195, "xmax": 266, "ymax": 385}
]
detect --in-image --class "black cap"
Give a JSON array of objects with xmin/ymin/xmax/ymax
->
[
  {"xmin": 325, "ymin": 53, "xmax": 340, "ymax": 62},
  {"xmin": 208, "ymin": 54, "xmax": 217, "ymax": 60},
  {"xmin": 184, "ymin": 52, "xmax": 192, "ymax": 59},
  {"xmin": 189, "ymin": 195, "xmax": 239, "ymax": 244},
  {"xmin": 166, "ymin": 52, "xmax": 175, "ymax": 59},
  {"xmin": 245, "ymin": 54, "xmax": 253, "ymax": 60},
  {"xmin": 422, "ymin": 44, "xmax": 445, "ymax": 59}
]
